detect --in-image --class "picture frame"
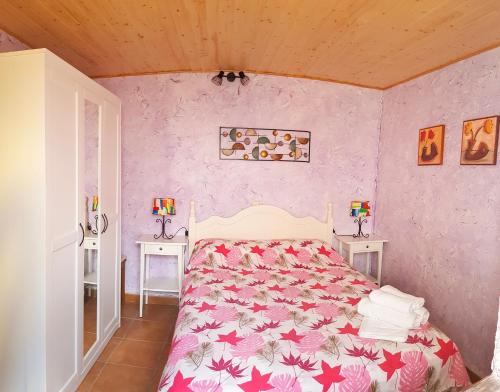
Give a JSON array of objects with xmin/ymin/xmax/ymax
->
[
  {"xmin": 418, "ymin": 124, "xmax": 445, "ymax": 166},
  {"xmin": 219, "ymin": 127, "xmax": 311, "ymax": 163},
  {"xmin": 460, "ymin": 116, "xmax": 499, "ymax": 165}
]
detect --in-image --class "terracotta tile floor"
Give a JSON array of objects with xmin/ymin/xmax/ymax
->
[
  {"xmin": 83, "ymin": 291, "xmax": 98, "ymax": 355},
  {"xmin": 78, "ymin": 302, "xmax": 178, "ymax": 392}
]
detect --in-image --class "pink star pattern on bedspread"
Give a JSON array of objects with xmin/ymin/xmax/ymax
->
[{"xmin": 159, "ymin": 239, "xmax": 470, "ymax": 392}]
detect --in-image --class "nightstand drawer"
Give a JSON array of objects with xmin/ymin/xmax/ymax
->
[
  {"xmin": 144, "ymin": 243, "xmax": 178, "ymax": 255},
  {"xmin": 349, "ymin": 242, "xmax": 383, "ymax": 253},
  {"xmin": 83, "ymin": 238, "xmax": 98, "ymax": 250}
]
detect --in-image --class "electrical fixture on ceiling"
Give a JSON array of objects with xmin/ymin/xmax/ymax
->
[{"xmin": 211, "ymin": 71, "xmax": 250, "ymax": 86}]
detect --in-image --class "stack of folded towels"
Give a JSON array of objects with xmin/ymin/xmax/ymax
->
[{"xmin": 357, "ymin": 285, "xmax": 429, "ymax": 342}]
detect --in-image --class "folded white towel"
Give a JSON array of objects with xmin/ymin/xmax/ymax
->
[
  {"xmin": 359, "ymin": 317, "xmax": 408, "ymax": 342},
  {"xmin": 358, "ymin": 297, "xmax": 418, "ymax": 329},
  {"xmin": 369, "ymin": 290, "xmax": 415, "ymax": 313},
  {"xmin": 369, "ymin": 286, "xmax": 425, "ymax": 313},
  {"xmin": 380, "ymin": 285, "xmax": 425, "ymax": 308},
  {"xmin": 414, "ymin": 307, "xmax": 430, "ymax": 326}
]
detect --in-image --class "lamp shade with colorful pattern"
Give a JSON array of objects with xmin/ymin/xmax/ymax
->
[
  {"xmin": 350, "ymin": 201, "xmax": 370, "ymax": 217},
  {"xmin": 91, "ymin": 196, "xmax": 98, "ymax": 212},
  {"xmin": 153, "ymin": 198, "xmax": 175, "ymax": 216}
]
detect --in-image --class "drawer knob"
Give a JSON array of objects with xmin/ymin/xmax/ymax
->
[
  {"xmin": 159, "ymin": 247, "xmax": 163, "ymax": 251},
  {"xmin": 92, "ymin": 242, "xmax": 96, "ymax": 246},
  {"xmin": 366, "ymin": 245, "xmax": 369, "ymax": 249}
]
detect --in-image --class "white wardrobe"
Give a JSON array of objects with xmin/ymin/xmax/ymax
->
[{"xmin": 0, "ymin": 49, "xmax": 121, "ymax": 391}]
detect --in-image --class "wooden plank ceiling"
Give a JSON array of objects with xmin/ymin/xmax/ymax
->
[{"xmin": 1, "ymin": 0, "xmax": 500, "ymax": 89}]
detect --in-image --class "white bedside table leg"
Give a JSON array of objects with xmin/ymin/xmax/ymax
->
[
  {"xmin": 365, "ymin": 253, "xmax": 370, "ymax": 277},
  {"xmin": 145, "ymin": 254, "xmax": 150, "ymax": 305},
  {"xmin": 177, "ymin": 249, "xmax": 183, "ymax": 301},
  {"xmin": 139, "ymin": 244, "xmax": 145, "ymax": 317},
  {"xmin": 377, "ymin": 250, "xmax": 383, "ymax": 286},
  {"xmin": 349, "ymin": 248, "xmax": 354, "ymax": 267},
  {"xmin": 86, "ymin": 249, "xmax": 91, "ymax": 297}
]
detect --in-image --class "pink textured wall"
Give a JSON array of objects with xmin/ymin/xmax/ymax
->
[
  {"xmin": 376, "ymin": 47, "xmax": 500, "ymax": 377},
  {"xmin": 98, "ymin": 73, "xmax": 383, "ymax": 295},
  {"xmin": 0, "ymin": 30, "xmax": 28, "ymax": 52}
]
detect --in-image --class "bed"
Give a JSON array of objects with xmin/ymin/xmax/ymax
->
[{"xmin": 158, "ymin": 203, "xmax": 470, "ymax": 392}]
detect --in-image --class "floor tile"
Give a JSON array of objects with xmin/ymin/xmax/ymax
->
[
  {"xmin": 142, "ymin": 304, "xmax": 178, "ymax": 322},
  {"xmin": 91, "ymin": 363, "xmax": 155, "ymax": 392},
  {"xmin": 161, "ymin": 344, "xmax": 171, "ymax": 358},
  {"xmin": 156, "ymin": 344, "xmax": 169, "ymax": 376},
  {"xmin": 97, "ymin": 337, "xmax": 122, "ymax": 363},
  {"xmin": 166, "ymin": 326, "xmax": 176, "ymax": 345},
  {"xmin": 148, "ymin": 367, "xmax": 165, "ymax": 392},
  {"xmin": 126, "ymin": 319, "xmax": 171, "ymax": 342},
  {"xmin": 121, "ymin": 302, "xmax": 141, "ymax": 319},
  {"xmin": 76, "ymin": 361, "xmax": 104, "ymax": 391},
  {"xmin": 113, "ymin": 317, "xmax": 133, "ymax": 338},
  {"xmin": 77, "ymin": 303, "xmax": 179, "ymax": 391},
  {"xmin": 108, "ymin": 339, "xmax": 162, "ymax": 369}
]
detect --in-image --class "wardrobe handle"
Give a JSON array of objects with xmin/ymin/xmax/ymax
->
[
  {"xmin": 101, "ymin": 213, "xmax": 109, "ymax": 234},
  {"xmin": 91, "ymin": 214, "xmax": 99, "ymax": 235},
  {"xmin": 79, "ymin": 223, "xmax": 84, "ymax": 247}
]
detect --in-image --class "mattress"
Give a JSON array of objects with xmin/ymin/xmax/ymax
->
[{"xmin": 158, "ymin": 239, "xmax": 470, "ymax": 391}]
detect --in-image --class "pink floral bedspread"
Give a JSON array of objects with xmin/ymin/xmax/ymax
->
[{"xmin": 159, "ymin": 239, "xmax": 469, "ymax": 392}]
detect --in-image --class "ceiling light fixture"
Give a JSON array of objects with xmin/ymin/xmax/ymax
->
[
  {"xmin": 239, "ymin": 71, "xmax": 250, "ymax": 86},
  {"xmin": 211, "ymin": 71, "xmax": 224, "ymax": 86},
  {"xmin": 211, "ymin": 71, "xmax": 250, "ymax": 86}
]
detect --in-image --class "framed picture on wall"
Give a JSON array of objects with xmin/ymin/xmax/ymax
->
[
  {"xmin": 418, "ymin": 125, "xmax": 445, "ymax": 165},
  {"xmin": 460, "ymin": 116, "xmax": 499, "ymax": 165},
  {"xmin": 219, "ymin": 127, "xmax": 311, "ymax": 162}
]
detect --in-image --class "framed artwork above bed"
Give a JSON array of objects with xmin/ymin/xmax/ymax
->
[{"xmin": 219, "ymin": 127, "xmax": 311, "ymax": 162}]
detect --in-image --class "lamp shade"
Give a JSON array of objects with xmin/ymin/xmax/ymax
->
[
  {"xmin": 153, "ymin": 198, "xmax": 175, "ymax": 216},
  {"xmin": 350, "ymin": 201, "xmax": 370, "ymax": 217},
  {"xmin": 211, "ymin": 71, "xmax": 224, "ymax": 86},
  {"xmin": 239, "ymin": 71, "xmax": 250, "ymax": 86},
  {"xmin": 92, "ymin": 196, "xmax": 98, "ymax": 212}
]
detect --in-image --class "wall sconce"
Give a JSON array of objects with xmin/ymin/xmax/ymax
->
[{"xmin": 211, "ymin": 71, "xmax": 250, "ymax": 86}]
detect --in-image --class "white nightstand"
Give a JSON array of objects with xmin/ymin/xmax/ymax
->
[
  {"xmin": 83, "ymin": 235, "xmax": 98, "ymax": 286},
  {"xmin": 136, "ymin": 235, "xmax": 187, "ymax": 317},
  {"xmin": 334, "ymin": 235, "xmax": 388, "ymax": 285}
]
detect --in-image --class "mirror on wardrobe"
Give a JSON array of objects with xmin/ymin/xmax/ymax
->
[{"xmin": 83, "ymin": 99, "xmax": 100, "ymax": 356}]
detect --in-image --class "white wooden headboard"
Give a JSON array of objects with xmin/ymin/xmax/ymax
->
[{"xmin": 188, "ymin": 201, "xmax": 333, "ymax": 256}]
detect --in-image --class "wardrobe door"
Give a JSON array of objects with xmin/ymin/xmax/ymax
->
[
  {"xmin": 79, "ymin": 91, "xmax": 103, "ymax": 371},
  {"xmin": 99, "ymin": 99, "xmax": 121, "ymax": 338},
  {"xmin": 45, "ymin": 68, "xmax": 79, "ymax": 392}
]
